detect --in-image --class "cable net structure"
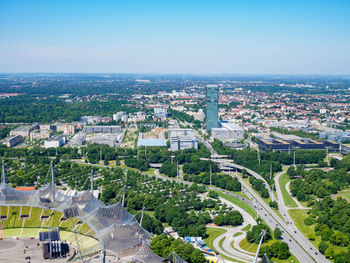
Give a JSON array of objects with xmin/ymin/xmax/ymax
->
[{"xmin": 0, "ymin": 162, "xmax": 164, "ymax": 262}]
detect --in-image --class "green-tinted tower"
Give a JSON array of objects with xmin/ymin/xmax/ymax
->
[{"xmin": 206, "ymin": 85, "xmax": 219, "ymax": 132}]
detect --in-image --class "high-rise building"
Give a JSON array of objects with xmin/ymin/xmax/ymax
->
[{"xmin": 206, "ymin": 85, "xmax": 219, "ymax": 132}]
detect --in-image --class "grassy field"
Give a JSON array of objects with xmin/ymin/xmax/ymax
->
[
  {"xmin": 216, "ymin": 191, "xmax": 258, "ymax": 219},
  {"xmin": 289, "ymin": 209, "xmax": 347, "ymax": 259},
  {"xmin": 288, "ymin": 209, "xmax": 321, "ymax": 247},
  {"xmin": 332, "ymin": 189, "xmax": 350, "ymax": 202},
  {"xmin": 1, "ymin": 206, "xmax": 95, "ymax": 237},
  {"xmin": 233, "ymin": 232, "xmax": 243, "ymax": 237},
  {"xmin": 241, "ymin": 224, "xmax": 251, "ymax": 231},
  {"xmin": 278, "ymin": 173, "xmax": 298, "ymax": 207}
]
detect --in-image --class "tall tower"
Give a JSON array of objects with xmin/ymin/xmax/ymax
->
[{"xmin": 206, "ymin": 85, "xmax": 219, "ymax": 132}]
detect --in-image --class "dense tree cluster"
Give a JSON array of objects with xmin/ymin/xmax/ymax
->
[
  {"xmin": 212, "ymin": 211, "xmax": 243, "ymax": 226},
  {"xmin": 212, "ymin": 139, "xmax": 325, "ymax": 182},
  {"xmin": 184, "ymin": 172, "xmax": 242, "ymax": 192},
  {"xmin": 260, "ymin": 241, "xmax": 290, "ymax": 260},
  {"xmin": 169, "ymin": 109, "xmax": 195, "ymax": 123},
  {"xmin": 182, "ymin": 160, "xmax": 219, "ymax": 175},
  {"xmin": 151, "ymin": 234, "xmax": 206, "ymax": 263},
  {"xmin": 249, "ymin": 176, "xmax": 269, "ymax": 199},
  {"xmin": 290, "ymin": 168, "xmax": 350, "ymax": 202}
]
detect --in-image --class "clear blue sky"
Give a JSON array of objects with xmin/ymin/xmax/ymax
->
[{"xmin": 0, "ymin": 0, "xmax": 349, "ymax": 74}]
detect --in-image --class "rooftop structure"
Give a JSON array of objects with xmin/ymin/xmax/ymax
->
[
  {"xmin": 271, "ymin": 132, "xmax": 302, "ymax": 142},
  {"xmin": 258, "ymin": 138, "xmax": 291, "ymax": 152},
  {"xmin": 137, "ymin": 128, "xmax": 167, "ymax": 147},
  {"xmin": 0, "ymin": 163, "xmax": 177, "ymax": 263},
  {"xmin": 30, "ymin": 129, "xmax": 53, "ymax": 140},
  {"xmin": 154, "ymin": 107, "xmax": 168, "ymax": 119},
  {"xmin": 69, "ymin": 132, "xmax": 86, "ymax": 146},
  {"xmin": 10, "ymin": 124, "xmax": 39, "ymax": 138},
  {"xmin": 85, "ymin": 125, "xmax": 121, "ymax": 134},
  {"xmin": 44, "ymin": 135, "xmax": 67, "ymax": 148}
]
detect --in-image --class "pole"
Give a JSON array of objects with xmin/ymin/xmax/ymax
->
[
  {"xmin": 177, "ymin": 162, "xmax": 179, "ymax": 180},
  {"xmin": 139, "ymin": 207, "xmax": 145, "ymax": 241},
  {"xmin": 257, "ymin": 149, "xmax": 261, "ymax": 166},
  {"xmin": 122, "ymin": 186, "xmax": 126, "ymax": 207},
  {"xmin": 90, "ymin": 170, "xmax": 94, "ymax": 193},
  {"xmin": 210, "ymin": 165, "xmax": 212, "ymax": 186},
  {"xmin": 270, "ymin": 162, "xmax": 272, "ymax": 181},
  {"xmin": 1, "ymin": 160, "xmax": 5, "ymax": 184},
  {"xmin": 293, "ymin": 151, "xmax": 296, "ymax": 167},
  {"xmin": 253, "ymin": 230, "xmax": 266, "ymax": 263},
  {"xmin": 70, "ymin": 218, "xmax": 84, "ymax": 263}
]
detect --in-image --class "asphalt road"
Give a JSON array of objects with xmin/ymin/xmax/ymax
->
[{"xmin": 72, "ymin": 160, "xmax": 329, "ymax": 263}]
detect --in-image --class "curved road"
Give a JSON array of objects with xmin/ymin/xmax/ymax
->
[{"xmin": 72, "ymin": 160, "xmax": 329, "ymax": 263}]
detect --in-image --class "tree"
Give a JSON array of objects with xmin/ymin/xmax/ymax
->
[
  {"xmin": 208, "ymin": 190, "xmax": 218, "ymax": 199},
  {"xmin": 318, "ymin": 241, "xmax": 329, "ymax": 254},
  {"xmin": 269, "ymin": 201, "xmax": 278, "ymax": 209},
  {"xmin": 190, "ymin": 249, "xmax": 206, "ymax": 263},
  {"xmin": 274, "ymin": 227, "xmax": 282, "ymax": 239},
  {"xmin": 325, "ymin": 246, "xmax": 334, "ymax": 259}
]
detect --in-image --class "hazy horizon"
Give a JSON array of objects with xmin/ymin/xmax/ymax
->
[{"xmin": 1, "ymin": 0, "xmax": 349, "ymax": 74}]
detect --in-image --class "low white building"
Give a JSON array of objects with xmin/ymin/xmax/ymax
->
[
  {"xmin": 69, "ymin": 132, "xmax": 86, "ymax": 146},
  {"xmin": 44, "ymin": 135, "xmax": 67, "ymax": 148},
  {"xmin": 212, "ymin": 123, "xmax": 244, "ymax": 141},
  {"xmin": 169, "ymin": 128, "xmax": 198, "ymax": 151}
]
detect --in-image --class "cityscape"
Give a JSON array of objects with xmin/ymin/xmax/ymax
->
[{"xmin": 0, "ymin": 1, "xmax": 350, "ymax": 263}]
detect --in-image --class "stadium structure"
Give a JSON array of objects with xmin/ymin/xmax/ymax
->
[{"xmin": 0, "ymin": 161, "xmax": 187, "ymax": 263}]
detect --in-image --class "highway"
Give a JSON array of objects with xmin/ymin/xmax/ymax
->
[
  {"xmin": 212, "ymin": 158, "xmax": 329, "ymax": 263},
  {"xmin": 71, "ymin": 159, "xmax": 329, "ymax": 263}
]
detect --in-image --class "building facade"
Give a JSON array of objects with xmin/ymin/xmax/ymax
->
[
  {"xmin": 169, "ymin": 128, "xmax": 198, "ymax": 151},
  {"xmin": 206, "ymin": 85, "xmax": 219, "ymax": 132},
  {"xmin": 2, "ymin": 135, "xmax": 23, "ymax": 147},
  {"xmin": 84, "ymin": 126, "xmax": 121, "ymax": 134},
  {"xmin": 212, "ymin": 123, "xmax": 244, "ymax": 141},
  {"xmin": 44, "ymin": 135, "xmax": 67, "ymax": 148}
]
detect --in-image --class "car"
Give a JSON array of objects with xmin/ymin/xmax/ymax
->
[
  {"xmin": 265, "ymin": 214, "xmax": 267, "ymax": 216},
  {"xmin": 315, "ymin": 252, "xmax": 318, "ymax": 255},
  {"xmin": 294, "ymin": 231, "xmax": 296, "ymax": 233},
  {"xmin": 289, "ymin": 239, "xmax": 292, "ymax": 242}
]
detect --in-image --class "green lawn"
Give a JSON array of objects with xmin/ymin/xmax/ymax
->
[
  {"xmin": 204, "ymin": 227, "xmax": 227, "ymax": 254},
  {"xmin": 288, "ymin": 209, "xmax": 320, "ymax": 247},
  {"xmin": 3, "ymin": 206, "xmax": 22, "ymax": 228},
  {"xmin": 23, "ymin": 207, "xmax": 42, "ymax": 228},
  {"xmin": 288, "ymin": 209, "xmax": 348, "ymax": 259},
  {"xmin": 278, "ymin": 173, "xmax": 298, "ymax": 208},
  {"xmin": 233, "ymin": 232, "xmax": 243, "ymax": 237},
  {"xmin": 2, "ymin": 227, "xmax": 22, "ymax": 237},
  {"xmin": 242, "ymin": 224, "xmax": 251, "ymax": 231},
  {"xmin": 21, "ymin": 227, "xmax": 41, "ymax": 237},
  {"xmin": 332, "ymin": 189, "xmax": 350, "ymax": 202},
  {"xmin": 216, "ymin": 191, "xmax": 258, "ymax": 219}
]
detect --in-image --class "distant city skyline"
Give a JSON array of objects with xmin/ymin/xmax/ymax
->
[{"xmin": 0, "ymin": 0, "xmax": 349, "ymax": 74}]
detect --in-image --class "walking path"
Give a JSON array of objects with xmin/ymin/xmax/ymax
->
[
  {"xmin": 208, "ymin": 197, "xmax": 257, "ymax": 263},
  {"xmin": 285, "ymin": 181, "xmax": 309, "ymax": 209}
]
